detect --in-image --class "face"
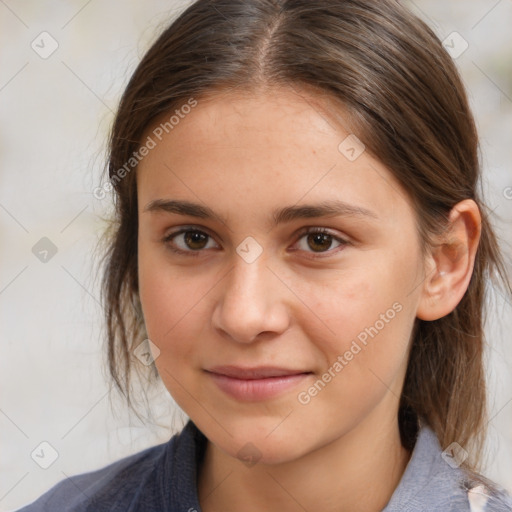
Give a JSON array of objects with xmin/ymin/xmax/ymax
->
[{"xmin": 137, "ymin": 87, "xmax": 425, "ymax": 464}]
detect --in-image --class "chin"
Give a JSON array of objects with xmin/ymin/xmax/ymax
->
[
  {"xmin": 229, "ymin": 436, "xmax": 305, "ymax": 467},
  {"xmin": 208, "ymin": 418, "xmax": 310, "ymax": 466}
]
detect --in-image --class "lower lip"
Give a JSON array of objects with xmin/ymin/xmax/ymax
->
[{"xmin": 207, "ymin": 372, "xmax": 311, "ymax": 401}]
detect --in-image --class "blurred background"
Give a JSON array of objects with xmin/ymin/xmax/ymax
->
[{"xmin": 0, "ymin": 1, "xmax": 511, "ymax": 509}]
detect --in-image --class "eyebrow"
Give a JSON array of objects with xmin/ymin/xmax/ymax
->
[{"xmin": 143, "ymin": 198, "xmax": 378, "ymax": 227}]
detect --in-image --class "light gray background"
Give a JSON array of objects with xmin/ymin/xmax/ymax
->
[{"xmin": 1, "ymin": 1, "xmax": 511, "ymax": 510}]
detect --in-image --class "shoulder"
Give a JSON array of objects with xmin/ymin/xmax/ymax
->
[
  {"xmin": 461, "ymin": 475, "xmax": 512, "ymax": 512},
  {"xmin": 384, "ymin": 423, "xmax": 512, "ymax": 512},
  {"xmin": 14, "ymin": 431, "xmax": 178, "ymax": 512}
]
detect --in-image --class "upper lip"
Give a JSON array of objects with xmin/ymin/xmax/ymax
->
[{"xmin": 206, "ymin": 366, "xmax": 311, "ymax": 380}]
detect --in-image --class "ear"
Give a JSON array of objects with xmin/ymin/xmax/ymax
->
[{"xmin": 416, "ymin": 199, "xmax": 481, "ymax": 321}]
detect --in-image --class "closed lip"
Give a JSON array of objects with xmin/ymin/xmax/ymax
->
[{"xmin": 205, "ymin": 365, "xmax": 312, "ymax": 380}]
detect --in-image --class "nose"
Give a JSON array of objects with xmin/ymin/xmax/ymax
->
[{"xmin": 211, "ymin": 254, "xmax": 291, "ymax": 344}]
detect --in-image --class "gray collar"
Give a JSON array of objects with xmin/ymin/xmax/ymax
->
[{"xmin": 382, "ymin": 422, "xmax": 511, "ymax": 511}]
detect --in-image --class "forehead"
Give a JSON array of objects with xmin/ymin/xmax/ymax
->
[
  {"xmin": 136, "ymin": 87, "xmax": 412, "ymax": 225},
  {"xmin": 143, "ymin": 86, "xmax": 353, "ymax": 152}
]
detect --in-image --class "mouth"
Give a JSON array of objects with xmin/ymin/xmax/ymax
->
[{"xmin": 205, "ymin": 366, "xmax": 313, "ymax": 401}]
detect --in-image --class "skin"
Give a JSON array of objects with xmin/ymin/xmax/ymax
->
[{"xmin": 136, "ymin": 86, "xmax": 481, "ymax": 512}]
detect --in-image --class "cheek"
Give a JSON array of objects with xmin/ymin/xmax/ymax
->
[
  {"xmin": 138, "ymin": 248, "xmax": 190, "ymax": 345},
  {"xmin": 139, "ymin": 274, "xmax": 206, "ymax": 343},
  {"xmin": 295, "ymin": 249, "xmax": 418, "ymax": 383},
  {"xmin": 138, "ymin": 258, "xmax": 211, "ymax": 408},
  {"xmin": 304, "ymin": 265, "xmax": 411, "ymax": 343},
  {"xmin": 292, "ymin": 268, "xmax": 415, "ymax": 439},
  {"xmin": 137, "ymin": 246, "xmax": 223, "ymax": 379}
]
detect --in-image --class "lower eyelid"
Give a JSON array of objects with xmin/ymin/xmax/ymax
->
[
  {"xmin": 294, "ymin": 230, "xmax": 349, "ymax": 254},
  {"xmin": 163, "ymin": 228, "xmax": 348, "ymax": 256},
  {"xmin": 166, "ymin": 230, "xmax": 218, "ymax": 251}
]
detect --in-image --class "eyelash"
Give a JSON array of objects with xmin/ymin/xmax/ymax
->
[{"xmin": 162, "ymin": 226, "xmax": 349, "ymax": 259}]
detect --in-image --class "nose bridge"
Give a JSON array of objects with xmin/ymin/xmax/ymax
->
[{"xmin": 212, "ymin": 250, "xmax": 289, "ymax": 343}]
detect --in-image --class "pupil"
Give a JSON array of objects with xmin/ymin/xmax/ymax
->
[
  {"xmin": 185, "ymin": 231, "xmax": 207, "ymax": 250},
  {"xmin": 308, "ymin": 233, "xmax": 331, "ymax": 252}
]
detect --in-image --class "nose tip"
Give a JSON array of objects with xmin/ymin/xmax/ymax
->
[{"xmin": 211, "ymin": 260, "xmax": 290, "ymax": 344}]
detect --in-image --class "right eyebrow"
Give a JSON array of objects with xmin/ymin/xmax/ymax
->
[{"xmin": 143, "ymin": 199, "xmax": 228, "ymax": 225}]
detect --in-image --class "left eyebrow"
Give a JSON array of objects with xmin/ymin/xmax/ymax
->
[
  {"xmin": 142, "ymin": 198, "xmax": 378, "ymax": 228},
  {"xmin": 271, "ymin": 200, "xmax": 378, "ymax": 227}
]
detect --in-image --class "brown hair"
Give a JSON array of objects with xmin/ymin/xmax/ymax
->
[{"xmin": 98, "ymin": 0, "xmax": 510, "ymax": 472}]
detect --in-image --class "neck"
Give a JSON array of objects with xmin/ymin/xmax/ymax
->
[{"xmin": 197, "ymin": 412, "xmax": 412, "ymax": 512}]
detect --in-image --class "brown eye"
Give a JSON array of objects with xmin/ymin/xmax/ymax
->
[
  {"xmin": 164, "ymin": 228, "xmax": 219, "ymax": 254},
  {"xmin": 306, "ymin": 232, "xmax": 334, "ymax": 252},
  {"xmin": 183, "ymin": 230, "xmax": 209, "ymax": 250},
  {"xmin": 294, "ymin": 228, "xmax": 347, "ymax": 256}
]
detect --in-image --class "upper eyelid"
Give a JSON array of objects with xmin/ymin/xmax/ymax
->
[
  {"xmin": 164, "ymin": 225, "xmax": 221, "ymax": 240},
  {"xmin": 295, "ymin": 226, "xmax": 347, "ymax": 240},
  {"xmin": 164, "ymin": 225, "xmax": 345, "ymax": 239},
  {"xmin": 164, "ymin": 225, "xmax": 349, "ymax": 250}
]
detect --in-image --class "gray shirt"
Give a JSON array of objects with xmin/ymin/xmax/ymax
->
[{"xmin": 16, "ymin": 419, "xmax": 512, "ymax": 511}]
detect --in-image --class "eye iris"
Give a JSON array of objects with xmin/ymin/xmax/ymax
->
[
  {"xmin": 184, "ymin": 231, "xmax": 208, "ymax": 250},
  {"xmin": 307, "ymin": 233, "xmax": 332, "ymax": 252}
]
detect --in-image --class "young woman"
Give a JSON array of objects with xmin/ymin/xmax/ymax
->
[{"xmin": 18, "ymin": 0, "xmax": 512, "ymax": 511}]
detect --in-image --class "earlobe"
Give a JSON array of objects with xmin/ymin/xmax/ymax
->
[{"xmin": 416, "ymin": 199, "xmax": 481, "ymax": 321}]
